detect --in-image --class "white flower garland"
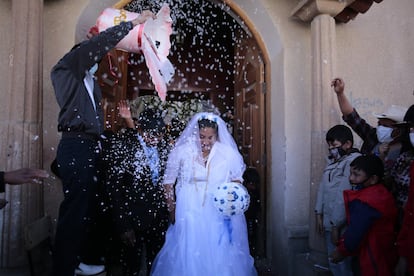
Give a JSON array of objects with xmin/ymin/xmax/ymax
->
[{"xmin": 128, "ymin": 95, "xmax": 219, "ymax": 137}]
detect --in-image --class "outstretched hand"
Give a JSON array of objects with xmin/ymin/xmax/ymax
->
[
  {"xmin": 118, "ymin": 100, "xmax": 132, "ymax": 119},
  {"xmin": 331, "ymin": 78, "xmax": 345, "ymax": 95},
  {"xmin": 132, "ymin": 10, "xmax": 156, "ymax": 27},
  {"xmin": 4, "ymin": 168, "xmax": 49, "ymax": 185},
  {"xmin": 118, "ymin": 100, "xmax": 136, "ymax": 129}
]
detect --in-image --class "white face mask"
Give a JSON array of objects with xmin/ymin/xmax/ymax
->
[
  {"xmin": 89, "ymin": 63, "xmax": 98, "ymax": 75},
  {"xmin": 376, "ymin": 125, "xmax": 394, "ymax": 143},
  {"xmin": 409, "ymin": 133, "xmax": 414, "ymax": 147}
]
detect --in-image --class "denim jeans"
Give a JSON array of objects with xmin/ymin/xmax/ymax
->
[{"xmin": 325, "ymin": 230, "xmax": 353, "ymax": 276}]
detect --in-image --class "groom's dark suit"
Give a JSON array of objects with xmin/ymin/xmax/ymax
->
[{"xmin": 104, "ymin": 127, "xmax": 170, "ymax": 275}]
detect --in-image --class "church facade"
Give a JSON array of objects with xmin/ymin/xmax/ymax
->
[{"xmin": 1, "ymin": 0, "xmax": 413, "ymax": 275}]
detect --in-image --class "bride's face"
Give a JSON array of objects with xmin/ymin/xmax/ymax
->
[{"xmin": 199, "ymin": 127, "xmax": 217, "ymax": 154}]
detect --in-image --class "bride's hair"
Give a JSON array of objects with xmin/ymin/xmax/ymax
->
[
  {"xmin": 197, "ymin": 118, "xmax": 218, "ymax": 133},
  {"xmin": 174, "ymin": 112, "xmax": 239, "ymax": 154}
]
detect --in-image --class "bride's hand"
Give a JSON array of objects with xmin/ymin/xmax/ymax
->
[
  {"xmin": 168, "ymin": 205, "xmax": 176, "ymax": 225},
  {"xmin": 163, "ymin": 184, "xmax": 176, "ymax": 224}
]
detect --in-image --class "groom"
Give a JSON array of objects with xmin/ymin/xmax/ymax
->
[
  {"xmin": 104, "ymin": 108, "xmax": 170, "ymax": 275},
  {"xmin": 51, "ymin": 10, "xmax": 155, "ymax": 276}
]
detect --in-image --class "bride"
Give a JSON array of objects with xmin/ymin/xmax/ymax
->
[{"xmin": 151, "ymin": 112, "xmax": 257, "ymax": 276}]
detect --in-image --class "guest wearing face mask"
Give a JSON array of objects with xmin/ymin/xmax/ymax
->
[
  {"xmin": 395, "ymin": 160, "xmax": 414, "ymax": 276},
  {"xmin": 315, "ymin": 125, "xmax": 361, "ymax": 276},
  {"xmin": 394, "ymin": 121, "xmax": 414, "ymax": 276},
  {"xmin": 391, "ymin": 105, "xmax": 414, "ymax": 207},
  {"xmin": 393, "ymin": 107, "xmax": 414, "ymax": 275},
  {"xmin": 332, "ymin": 78, "xmax": 408, "ymax": 175}
]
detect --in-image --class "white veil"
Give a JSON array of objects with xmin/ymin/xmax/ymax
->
[
  {"xmin": 174, "ymin": 112, "xmax": 240, "ymax": 153},
  {"xmin": 163, "ymin": 112, "xmax": 245, "ymax": 186}
]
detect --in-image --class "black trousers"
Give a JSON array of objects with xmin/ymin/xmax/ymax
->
[{"xmin": 52, "ymin": 137, "xmax": 101, "ymax": 276}]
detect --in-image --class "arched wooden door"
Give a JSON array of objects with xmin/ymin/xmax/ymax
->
[
  {"xmin": 93, "ymin": 2, "xmax": 268, "ymax": 259},
  {"xmin": 234, "ymin": 30, "xmax": 267, "ymax": 258}
]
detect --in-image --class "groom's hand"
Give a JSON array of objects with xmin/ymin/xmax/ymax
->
[{"xmin": 168, "ymin": 207, "xmax": 176, "ymax": 225}]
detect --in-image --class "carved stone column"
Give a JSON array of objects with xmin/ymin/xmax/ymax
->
[
  {"xmin": 309, "ymin": 13, "xmax": 340, "ymax": 263},
  {"xmin": 0, "ymin": 0, "xmax": 43, "ymax": 267},
  {"xmin": 292, "ymin": 0, "xmax": 347, "ymax": 267}
]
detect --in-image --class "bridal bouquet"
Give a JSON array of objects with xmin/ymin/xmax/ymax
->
[{"xmin": 213, "ymin": 182, "xmax": 250, "ymax": 217}]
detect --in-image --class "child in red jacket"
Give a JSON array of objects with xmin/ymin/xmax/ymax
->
[{"xmin": 331, "ymin": 155, "xmax": 398, "ymax": 276}]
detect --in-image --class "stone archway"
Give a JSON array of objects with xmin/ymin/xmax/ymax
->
[{"xmin": 75, "ymin": 0, "xmax": 283, "ymax": 264}]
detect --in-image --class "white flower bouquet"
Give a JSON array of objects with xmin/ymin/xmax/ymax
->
[{"xmin": 213, "ymin": 182, "xmax": 250, "ymax": 217}]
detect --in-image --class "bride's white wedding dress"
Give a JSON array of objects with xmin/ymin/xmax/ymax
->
[{"xmin": 151, "ymin": 141, "xmax": 257, "ymax": 276}]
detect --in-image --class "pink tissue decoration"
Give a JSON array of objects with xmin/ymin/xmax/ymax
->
[{"xmin": 96, "ymin": 4, "xmax": 174, "ymax": 101}]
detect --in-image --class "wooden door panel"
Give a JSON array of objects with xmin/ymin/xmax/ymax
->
[
  {"xmin": 97, "ymin": 49, "xmax": 129, "ymax": 131},
  {"xmin": 234, "ymin": 31, "xmax": 266, "ymax": 257}
]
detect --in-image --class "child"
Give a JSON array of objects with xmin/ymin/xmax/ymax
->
[
  {"xmin": 331, "ymin": 155, "xmax": 398, "ymax": 276},
  {"xmin": 243, "ymin": 167, "xmax": 261, "ymax": 257},
  {"xmin": 315, "ymin": 125, "xmax": 360, "ymax": 276}
]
